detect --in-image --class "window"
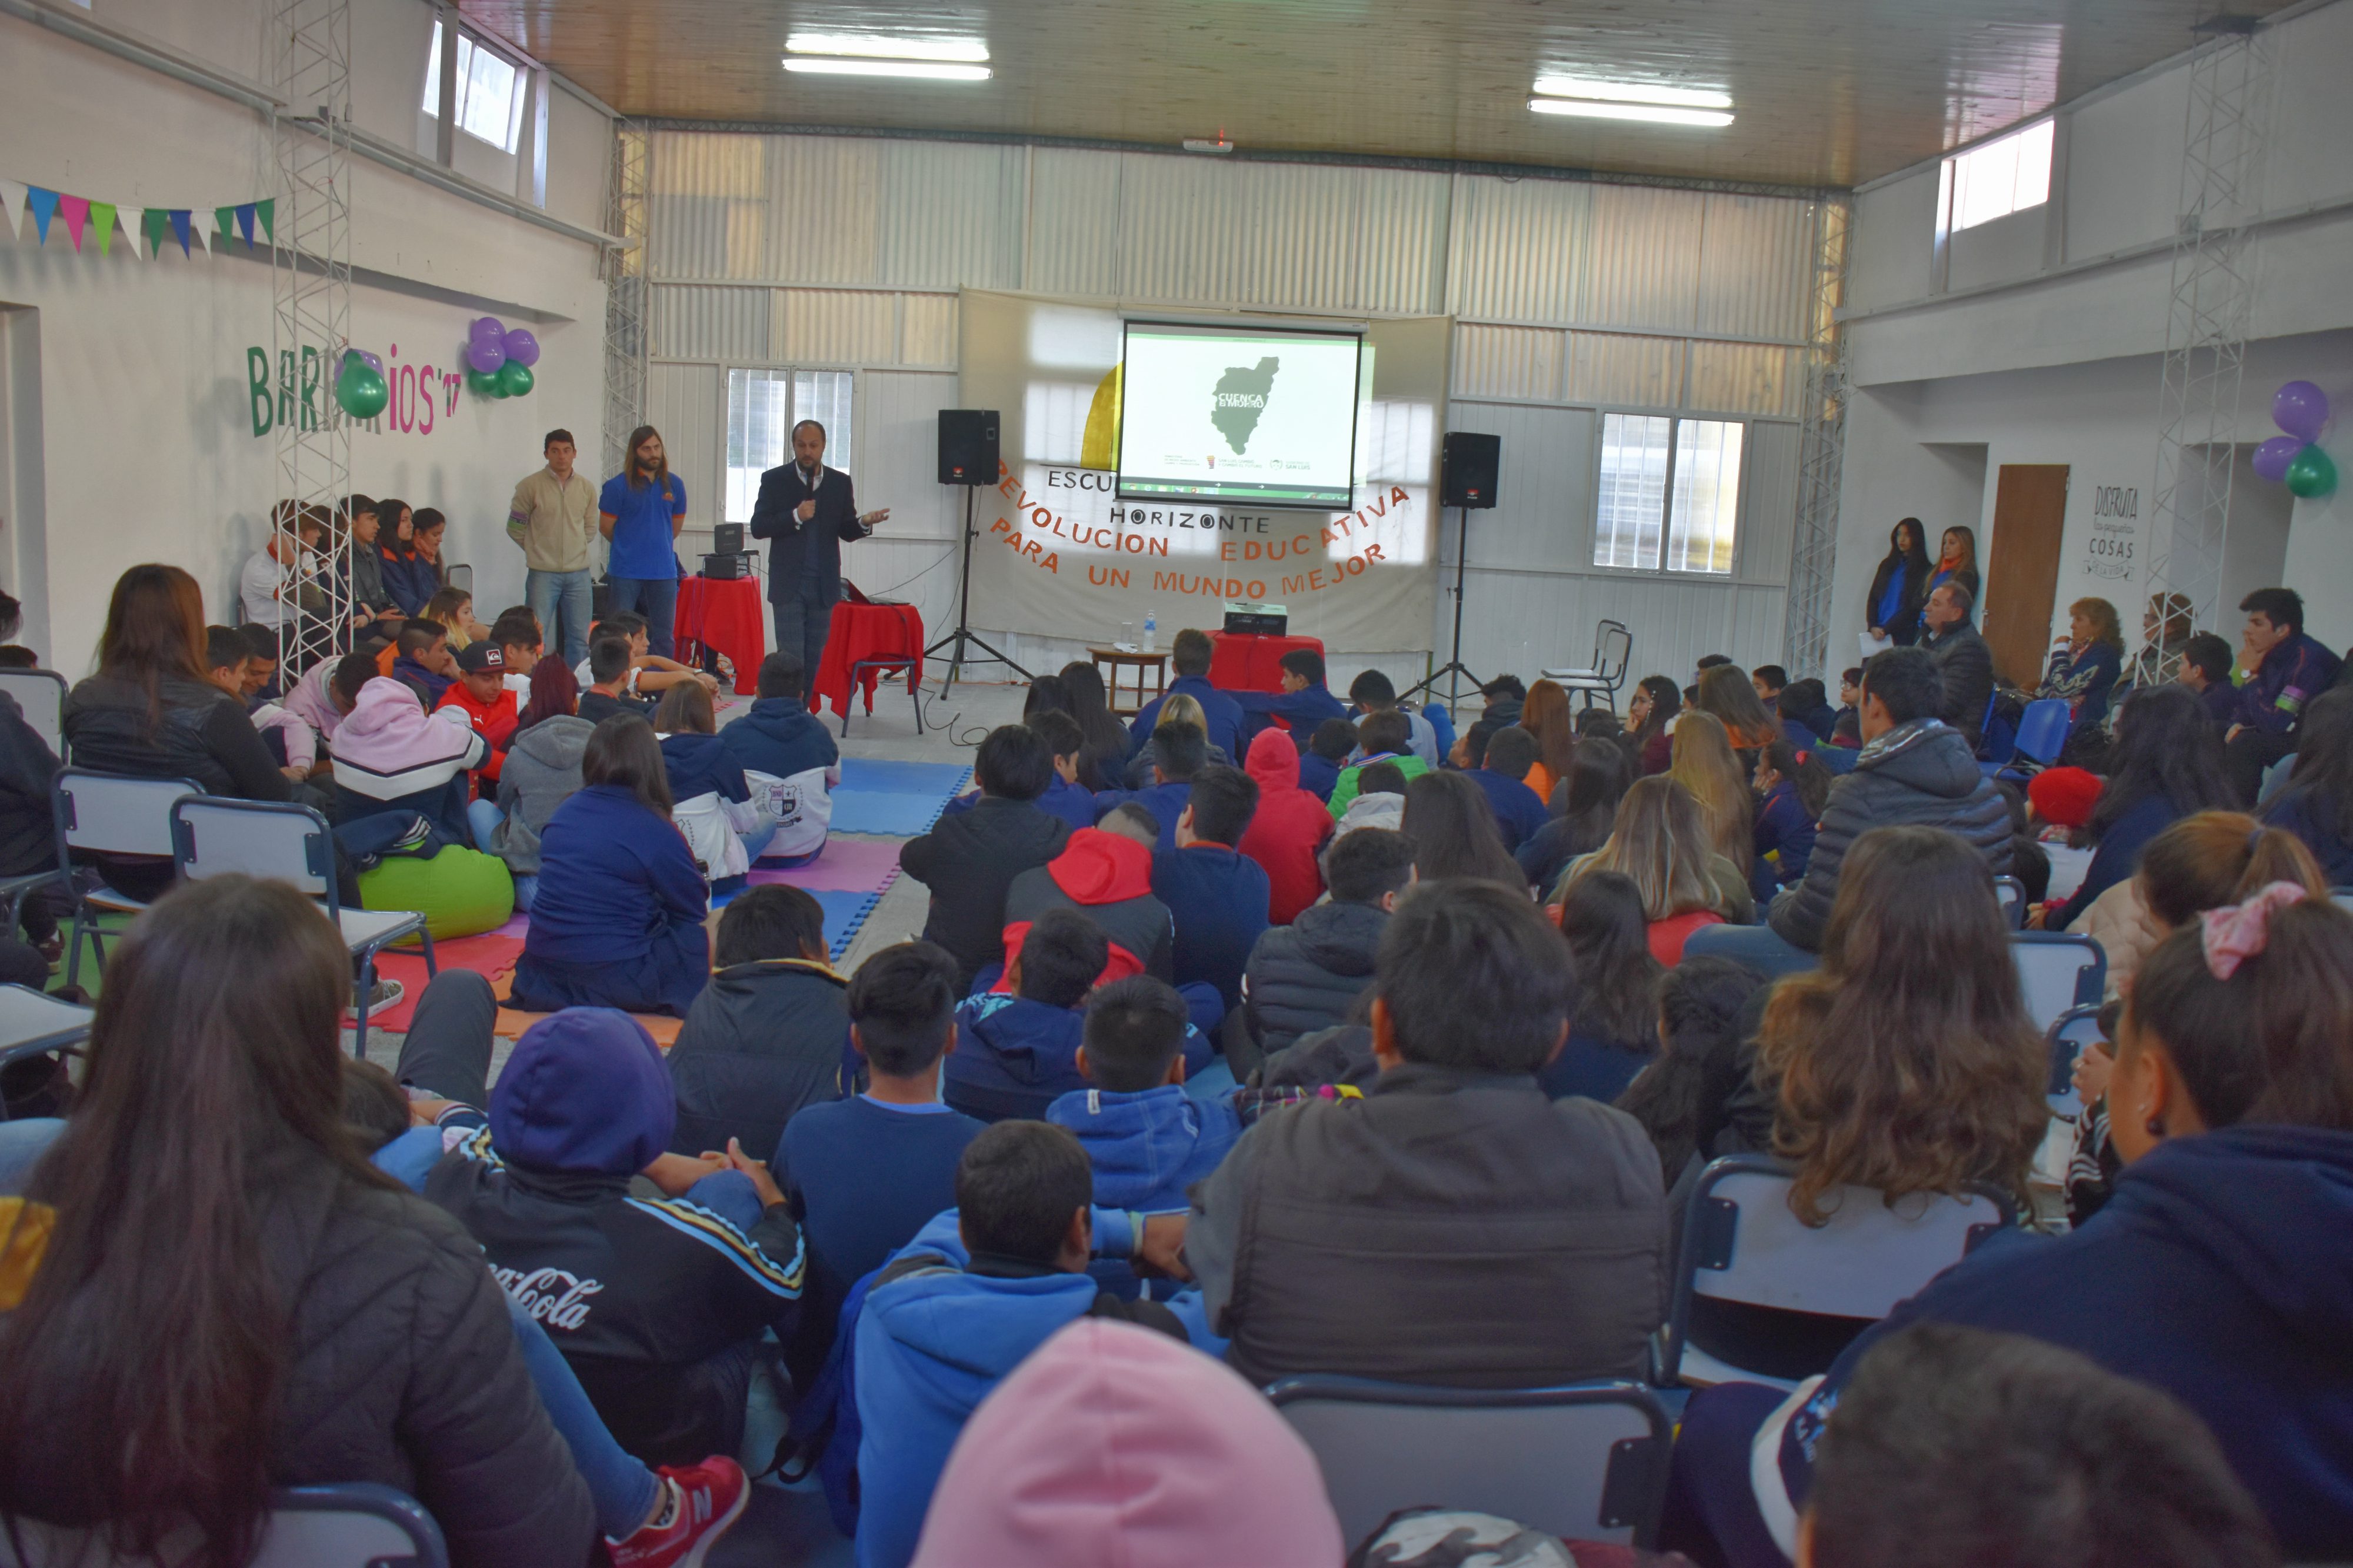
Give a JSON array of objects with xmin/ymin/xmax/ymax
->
[
  {"xmin": 1592, "ymin": 413, "xmax": 1743, "ymax": 575},
  {"xmin": 725, "ymin": 369, "xmax": 855, "ymax": 523},
  {"xmin": 1946, "ymin": 119, "xmax": 2053, "ymax": 232},
  {"xmin": 423, "ymin": 21, "xmax": 526, "ymax": 154}
]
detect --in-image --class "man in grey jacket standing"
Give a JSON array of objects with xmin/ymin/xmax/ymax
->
[
  {"xmin": 1187, "ymin": 879, "xmax": 1668, "ymax": 1390},
  {"xmin": 1920, "ymin": 581, "xmax": 1995, "ymax": 753},
  {"xmin": 506, "ymin": 429, "xmax": 600, "ymax": 667}
]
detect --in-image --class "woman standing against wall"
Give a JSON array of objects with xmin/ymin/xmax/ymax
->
[
  {"xmin": 1864, "ymin": 519, "xmax": 1933, "ymax": 647},
  {"xmin": 1926, "ymin": 525, "xmax": 1980, "ymax": 605}
]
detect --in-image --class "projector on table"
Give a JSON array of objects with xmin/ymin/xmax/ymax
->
[{"xmin": 1222, "ymin": 602, "xmax": 1289, "ymax": 637}]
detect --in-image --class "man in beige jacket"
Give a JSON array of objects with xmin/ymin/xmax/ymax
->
[{"xmin": 507, "ymin": 428, "xmax": 599, "ymax": 665}]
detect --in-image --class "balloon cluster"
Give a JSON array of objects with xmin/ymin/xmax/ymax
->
[
  {"xmin": 464, "ymin": 316, "xmax": 541, "ymax": 400},
  {"xmin": 333, "ymin": 348, "xmax": 388, "ymax": 420},
  {"xmin": 2252, "ymin": 381, "xmax": 2337, "ymax": 499}
]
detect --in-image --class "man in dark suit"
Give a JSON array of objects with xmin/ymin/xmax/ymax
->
[{"xmin": 749, "ymin": 419, "xmax": 888, "ymax": 698}]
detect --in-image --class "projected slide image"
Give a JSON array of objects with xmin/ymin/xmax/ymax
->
[{"xmin": 1117, "ymin": 324, "xmax": 1361, "ymax": 508}]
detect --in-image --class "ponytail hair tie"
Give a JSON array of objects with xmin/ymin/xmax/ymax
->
[{"xmin": 2199, "ymin": 881, "xmax": 2310, "ymax": 980}]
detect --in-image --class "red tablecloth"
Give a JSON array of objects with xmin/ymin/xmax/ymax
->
[
  {"xmin": 1209, "ymin": 632, "xmax": 1325, "ymax": 693},
  {"xmin": 813, "ymin": 601, "xmax": 925, "ymax": 718},
  {"xmin": 673, "ymin": 575, "xmax": 766, "ymax": 695}
]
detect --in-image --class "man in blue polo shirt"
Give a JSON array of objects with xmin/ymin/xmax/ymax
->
[{"xmin": 598, "ymin": 425, "xmax": 688, "ymax": 658}]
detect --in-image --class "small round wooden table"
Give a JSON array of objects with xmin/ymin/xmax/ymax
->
[{"xmin": 1088, "ymin": 647, "xmax": 1169, "ymax": 718}]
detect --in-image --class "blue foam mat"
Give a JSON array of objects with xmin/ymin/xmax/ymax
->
[
  {"xmin": 709, "ymin": 886, "xmax": 882, "ymax": 962},
  {"xmin": 828, "ymin": 758, "xmax": 974, "ymax": 836}
]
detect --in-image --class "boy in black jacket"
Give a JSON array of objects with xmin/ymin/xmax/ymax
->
[
  {"xmin": 667, "ymin": 884, "xmax": 848, "ymax": 1161},
  {"xmin": 422, "ymin": 1006, "xmax": 805, "ymax": 1466},
  {"xmin": 901, "ymin": 724, "xmax": 1071, "ymax": 990}
]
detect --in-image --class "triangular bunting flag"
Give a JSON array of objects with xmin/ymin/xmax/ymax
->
[
  {"xmin": 196, "ymin": 215, "xmax": 214, "ymax": 255},
  {"xmin": 216, "ymin": 206, "xmax": 235, "ymax": 246},
  {"xmin": 89, "ymin": 202, "xmax": 116, "ymax": 258},
  {"xmin": 254, "ymin": 198, "xmax": 274, "ymax": 243},
  {"xmin": 236, "ymin": 202, "xmax": 256, "ymax": 249},
  {"xmin": 26, "ymin": 188, "xmax": 58, "ymax": 245},
  {"xmin": 0, "ymin": 181, "xmax": 23, "ymax": 244},
  {"xmin": 141, "ymin": 208, "xmax": 168, "ymax": 259},
  {"xmin": 58, "ymin": 195, "xmax": 88, "ymax": 252},
  {"xmin": 168, "ymin": 210, "xmax": 192, "ymax": 257}
]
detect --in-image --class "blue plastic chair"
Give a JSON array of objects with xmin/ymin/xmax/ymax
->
[
  {"xmin": 2045, "ymin": 1002, "xmax": 2107, "ymax": 1119},
  {"xmin": 1265, "ymin": 1374, "xmax": 1671, "ymax": 1549},
  {"xmin": 2010, "ymin": 931, "xmax": 2107, "ymax": 1033},
  {"xmin": 1985, "ymin": 698, "xmax": 2071, "ymax": 782},
  {"xmin": 0, "ymin": 1483, "xmax": 448, "ymax": 1566}
]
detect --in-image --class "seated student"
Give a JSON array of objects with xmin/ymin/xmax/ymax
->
[
  {"xmin": 1004, "ymin": 803, "xmax": 1175, "ymax": 981},
  {"xmin": 421, "ymin": 1005, "xmax": 802, "ymax": 1466},
  {"xmin": 419, "ymin": 586, "xmax": 491, "ymax": 652},
  {"xmin": 776, "ymin": 943, "xmax": 985, "ymax": 1349},
  {"xmin": 509, "ymin": 715, "xmax": 712, "ymax": 1018},
  {"xmin": 281, "ymin": 648, "xmax": 372, "ymax": 758},
  {"xmin": 1752, "ymin": 739, "xmax": 1828, "ymax": 899},
  {"xmin": 235, "ymin": 623, "xmax": 285, "ymax": 702},
  {"xmin": 204, "ymin": 623, "xmax": 306, "ymax": 781},
  {"xmin": 332, "ymin": 675, "xmax": 488, "ymax": 848},
  {"xmin": 952, "ymin": 908, "xmax": 1112, "ymax": 1122},
  {"xmin": 948, "ymin": 710, "xmax": 1105, "ymax": 835},
  {"xmin": 1244, "ymin": 825, "xmax": 1414, "ymax": 1058},
  {"xmin": 336, "ymin": 494, "xmax": 405, "ymax": 639},
  {"xmin": 0, "ymin": 877, "xmax": 597, "ymax": 1568},
  {"xmin": 1093, "ymin": 719, "xmax": 1207, "ymax": 850},
  {"xmin": 2177, "ymin": 629, "xmax": 2239, "ymax": 732},
  {"xmin": 1541, "ymin": 869, "xmax": 1664, "ymax": 1104},
  {"xmin": 654, "ymin": 680, "xmax": 768, "ymax": 886},
  {"xmin": 2224, "ymin": 586, "xmax": 2341, "ymax": 803},
  {"xmin": 1519, "ymin": 733, "xmax": 1637, "ymax": 898},
  {"xmin": 2261, "ymin": 685, "xmax": 2353, "ymax": 884},
  {"xmin": 1404, "ymin": 768, "xmax": 1532, "ymax": 889},
  {"xmin": 908, "ymin": 1316, "xmax": 1344, "ymax": 1568},
  {"xmin": 1152, "ymin": 764, "xmax": 1269, "ymax": 1020},
  {"xmin": 1125, "ymin": 628, "xmax": 1245, "ymax": 760},
  {"xmin": 488, "ymin": 608, "xmax": 544, "ymax": 685},
  {"xmin": 1326, "ymin": 708, "xmax": 1430, "ymax": 818},
  {"xmin": 669, "ymin": 884, "xmax": 846, "ymax": 1162},
  {"xmin": 1674, "ymin": 885, "xmax": 2353, "ymax": 1568},
  {"xmin": 854, "ymin": 1122, "xmax": 1190, "ymax": 1568},
  {"xmin": 1778, "ymin": 1324, "xmax": 2275, "ymax": 1568},
  {"xmin": 904, "ymin": 724, "xmax": 1073, "ymax": 990},
  {"xmin": 1348, "ymin": 668, "xmax": 1440, "ymax": 766},
  {"xmin": 1333, "ymin": 757, "xmax": 1409, "ymax": 836},
  {"xmin": 0, "ymin": 676, "xmax": 64, "ymax": 979},
  {"xmin": 389, "ymin": 618, "xmax": 459, "ymax": 706},
  {"xmin": 239, "ymin": 503, "xmax": 323, "ymax": 630},
  {"xmin": 1232, "ymin": 648, "xmax": 1347, "ymax": 750},
  {"xmin": 1462, "ymin": 673, "xmax": 1527, "ymax": 759},
  {"xmin": 1466, "ymin": 723, "xmax": 1550, "ymax": 852},
  {"xmin": 714, "ymin": 650, "xmax": 840, "ymax": 863},
  {"xmin": 1298, "ymin": 716, "xmax": 1355, "ymax": 802},
  {"xmin": 572, "ymin": 610, "xmax": 718, "ymax": 704},
  {"xmin": 1751, "ymin": 663, "xmax": 1787, "ymax": 710},
  {"xmin": 1050, "ymin": 975, "xmax": 1241, "ymax": 1209},
  {"xmin": 1831, "ymin": 666, "xmax": 1862, "ymax": 740},
  {"xmin": 1778, "ymin": 678, "xmax": 1837, "ymax": 745},
  {"xmin": 2039, "ymin": 684, "xmax": 2237, "ymax": 932},
  {"xmin": 1238, "ymin": 726, "xmax": 1334, "ymax": 923},
  {"xmin": 579, "ymin": 634, "xmax": 657, "ymax": 724},
  {"xmin": 1558, "ymin": 776, "xmax": 1752, "ymax": 959},
  {"xmin": 491, "ymin": 657, "xmax": 594, "ymax": 912},
  {"xmin": 1190, "ymin": 879, "xmax": 1669, "ymax": 1388},
  {"xmin": 1116, "ymin": 693, "xmax": 1234, "ymax": 787},
  {"xmin": 435, "ymin": 642, "xmax": 521, "ymax": 786}
]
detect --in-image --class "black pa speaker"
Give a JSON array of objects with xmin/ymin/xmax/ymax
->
[
  {"xmin": 711, "ymin": 522, "xmax": 744, "ymax": 556},
  {"xmin": 1441, "ymin": 431, "xmax": 1501, "ymax": 509},
  {"xmin": 938, "ymin": 409, "xmax": 1001, "ymax": 485}
]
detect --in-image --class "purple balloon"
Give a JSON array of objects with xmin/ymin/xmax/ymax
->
[
  {"xmin": 358, "ymin": 349, "xmax": 385, "ymax": 376},
  {"xmin": 502, "ymin": 327, "xmax": 541, "ymax": 368},
  {"xmin": 2254, "ymin": 436, "xmax": 2305, "ymax": 483},
  {"xmin": 471, "ymin": 316, "xmax": 506, "ymax": 347},
  {"xmin": 466, "ymin": 338, "xmax": 506, "ymax": 375},
  {"xmin": 2274, "ymin": 380, "xmax": 2331, "ymax": 442}
]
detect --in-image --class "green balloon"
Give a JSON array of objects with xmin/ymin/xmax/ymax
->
[
  {"xmin": 496, "ymin": 359, "xmax": 535, "ymax": 398},
  {"xmin": 465, "ymin": 366, "xmax": 498, "ymax": 398},
  {"xmin": 2286, "ymin": 443, "xmax": 2339, "ymax": 499},
  {"xmin": 334, "ymin": 363, "xmax": 387, "ymax": 420}
]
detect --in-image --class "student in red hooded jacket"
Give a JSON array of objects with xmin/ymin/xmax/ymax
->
[{"xmin": 1238, "ymin": 728, "xmax": 1333, "ymax": 925}]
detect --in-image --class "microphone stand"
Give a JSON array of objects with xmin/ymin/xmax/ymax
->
[
  {"xmin": 1402, "ymin": 503, "xmax": 1484, "ymax": 711},
  {"xmin": 925, "ymin": 483, "xmax": 1031, "ymax": 698}
]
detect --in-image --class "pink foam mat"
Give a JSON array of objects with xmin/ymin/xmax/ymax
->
[{"xmin": 746, "ymin": 835, "xmax": 905, "ymax": 895}]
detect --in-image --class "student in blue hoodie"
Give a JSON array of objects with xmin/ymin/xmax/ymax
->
[
  {"xmin": 1664, "ymin": 883, "xmax": 2353, "ymax": 1567},
  {"xmin": 1465, "ymin": 723, "xmax": 1551, "ymax": 852},
  {"xmin": 1152, "ymin": 764, "xmax": 1269, "ymax": 1022},
  {"xmin": 715, "ymin": 650, "xmax": 840, "ymax": 863},
  {"xmin": 853, "ymin": 1121, "xmax": 1191, "ymax": 1568},
  {"xmin": 1125, "ymin": 628, "xmax": 1245, "ymax": 760},
  {"xmin": 1750, "ymin": 739, "xmax": 1826, "ymax": 901},
  {"xmin": 936, "ymin": 709, "xmax": 1098, "ymax": 833},
  {"xmin": 1233, "ymin": 648, "xmax": 1348, "ymax": 750},
  {"xmin": 1092, "ymin": 719, "xmax": 1205, "ymax": 850},
  {"xmin": 1298, "ymin": 717, "xmax": 1355, "ymax": 802},
  {"xmin": 948, "ymin": 908, "xmax": 1212, "ymax": 1123}
]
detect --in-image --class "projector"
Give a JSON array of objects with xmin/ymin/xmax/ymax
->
[
  {"xmin": 702, "ymin": 553, "xmax": 750, "ymax": 581},
  {"xmin": 1223, "ymin": 602, "xmax": 1288, "ymax": 637}
]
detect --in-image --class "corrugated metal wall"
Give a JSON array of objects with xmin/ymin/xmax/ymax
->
[{"xmin": 642, "ymin": 128, "xmax": 1825, "ymax": 673}]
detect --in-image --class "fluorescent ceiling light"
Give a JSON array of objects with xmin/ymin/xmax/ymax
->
[
  {"xmin": 1532, "ymin": 75, "xmax": 1731, "ymax": 109},
  {"xmin": 785, "ymin": 32, "xmax": 988, "ymax": 62},
  {"xmin": 1527, "ymin": 98, "xmax": 1733, "ymax": 127},
  {"xmin": 785, "ymin": 58, "xmax": 992, "ymax": 80}
]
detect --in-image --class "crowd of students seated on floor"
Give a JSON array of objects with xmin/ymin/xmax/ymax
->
[{"xmin": 0, "ymin": 574, "xmax": 2350, "ymax": 1567}]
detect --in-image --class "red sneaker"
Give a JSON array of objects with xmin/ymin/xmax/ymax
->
[{"xmin": 608, "ymin": 1455, "xmax": 750, "ymax": 1568}]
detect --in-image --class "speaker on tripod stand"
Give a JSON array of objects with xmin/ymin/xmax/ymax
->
[
  {"xmin": 927, "ymin": 409, "xmax": 1032, "ymax": 696},
  {"xmin": 1404, "ymin": 432, "xmax": 1500, "ymax": 710}
]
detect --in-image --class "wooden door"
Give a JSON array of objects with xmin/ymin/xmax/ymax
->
[{"xmin": 1982, "ymin": 465, "xmax": 2069, "ymax": 689}]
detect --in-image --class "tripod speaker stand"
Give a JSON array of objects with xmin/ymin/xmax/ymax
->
[
  {"xmin": 926, "ymin": 483, "xmax": 1032, "ymax": 698},
  {"xmin": 1402, "ymin": 431, "xmax": 1501, "ymax": 710},
  {"xmin": 1403, "ymin": 503, "xmax": 1484, "ymax": 709}
]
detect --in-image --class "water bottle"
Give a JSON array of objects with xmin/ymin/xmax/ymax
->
[{"xmin": 1143, "ymin": 612, "xmax": 1157, "ymax": 653}]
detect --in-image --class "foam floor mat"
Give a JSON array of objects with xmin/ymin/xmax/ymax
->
[
  {"xmin": 747, "ymin": 835, "xmax": 903, "ymax": 895},
  {"xmin": 710, "ymin": 883, "xmax": 885, "ymax": 962},
  {"xmin": 826, "ymin": 758, "xmax": 974, "ymax": 836}
]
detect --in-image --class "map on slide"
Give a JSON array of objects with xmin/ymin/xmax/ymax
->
[{"xmin": 1210, "ymin": 357, "xmax": 1279, "ymax": 453}]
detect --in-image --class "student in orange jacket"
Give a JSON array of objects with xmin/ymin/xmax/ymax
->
[{"xmin": 435, "ymin": 642, "xmax": 522, "ymax": 785}]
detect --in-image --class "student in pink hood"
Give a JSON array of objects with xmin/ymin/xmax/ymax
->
[
  {"xmin": 908, "ymin": 1317, "xmax": 1342, "ymax": 1568},
  {"xmin": 1239, "ymin": 726, "xmax": 1334, "ymax": 924}
]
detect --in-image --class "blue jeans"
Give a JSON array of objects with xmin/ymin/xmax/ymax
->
[
  {"xmin": 527, "ymin": 568, "xmax": 595, "ymax": 668},
  {"xmin": 770, "ymin": 575, "xmax": 835, "ymax": 692},
  {"xmin": 509, "ymin": 1296, "xmax": 662, "ymax": 1539},
  {"xmin": 468, "ymin": 798, "xmax": 504, "ymax": 854},
  {"xmin": 606, "ymin": 573, "xmax": 679, "ymax": 660}
]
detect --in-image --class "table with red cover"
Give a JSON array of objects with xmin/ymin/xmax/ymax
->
[
  {"xmin": 812, "ymin": 600, "xmax": 926, "ymax": 718},
  {"xmin": 672, "ymin": 575, "xmax": 766, "ymax": 695},
  {"xmin": 1209, "ymin": 632, "xmax": 1326, "ymax": 694}
]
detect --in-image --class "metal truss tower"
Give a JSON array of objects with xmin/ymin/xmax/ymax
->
[
  {"xmin": 2144, "ymin": 16, "xmax": 2270, "ymax": 675},
  {"xmin": 268, "ymin": 0, "xmax": 353, "ymax": 673},
  {"xmin": 1782, "ymin": 196, "xmax": 1851, "ymax": 681},
  {"xmin": 602, "ymin": 121, "xmax": 651, "ymax": 479}
]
